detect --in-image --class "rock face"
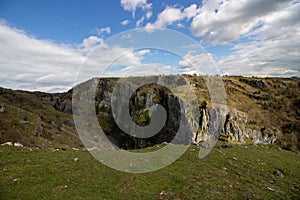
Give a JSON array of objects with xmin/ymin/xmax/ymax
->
[
  {"xmin": 194, "ymin": 108, "xmax": 280, "ymax": 144},
  {"xmin": 2, "ymin": 75, "xmax": 298, "ymax": 150},
  {"xmin": 239, "ymin": 78, "xmax": 265, "ymax": 89},
  {"xmin": 71, "ymin": 77, "xmax": 282, "ymax": 149},
  {"xmin": 89, "ymin": 77, "xmax": 195, "ymax": 149},
  {"xmin": 54, "ymin": 100, "xmax": 72, "ymax": 114}
]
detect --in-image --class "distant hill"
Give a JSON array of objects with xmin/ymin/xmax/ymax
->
[{"xmin": 0, "ymin": 76, "xmax": 299, "ymax": 151}]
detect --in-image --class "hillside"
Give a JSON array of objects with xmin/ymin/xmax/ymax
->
[
  {"xmin": 1, "ymin": 143, "xmax": 300, "ymax": 199},
  {"xmin": 0, "ymin": 76, "xmax": 299, "ymax": 151},
  {"xmin": 0, "ymin": 88, "xmax": 82, "ymax": 149}
]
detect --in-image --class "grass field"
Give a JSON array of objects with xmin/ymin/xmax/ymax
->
[{"xmin": 1, "ymin": 143, "xmax": 300, "ymax": 199}]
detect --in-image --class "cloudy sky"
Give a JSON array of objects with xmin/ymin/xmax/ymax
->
[{"xmin": 0, "ymin": 0, "xmax": 299, "ymax": 92}]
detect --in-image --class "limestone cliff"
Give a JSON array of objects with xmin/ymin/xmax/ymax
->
[
  {"xmin": 0, "ymin": 75, "xmax": 299, "ymax": 151},
  {"xmin": 75, "ymin": 76, "xmax": 286, "ymax": 149},
  {"xmin": 194, "ymin": 107, "xmax": 281, "ymax": 145}
]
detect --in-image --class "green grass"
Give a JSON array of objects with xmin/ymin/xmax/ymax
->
[{"xmin": 1, "ymin": 143, "xmax": 299, "ymax": 199}]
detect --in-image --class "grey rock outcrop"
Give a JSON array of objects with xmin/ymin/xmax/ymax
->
[
  {"xmin": 69, "ymin": 77, "xmax": 282, "ymax": 149},
  {"xmin": 194, "ymin": 107, "xmax": 281, "ymax": 145},
  {"xmin": 239, "ymin": 78, "xmax": 265, "ymax": 89}
]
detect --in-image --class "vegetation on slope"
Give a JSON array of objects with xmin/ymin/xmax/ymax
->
[
  {"xmin": 185, "ymin": 75, "xmax": 300, "ymax": 151},
  {"xmin": 1, "ymin": 144, "xmax": 299, "ymax": 199},
  {"xmin": 0, "ymin": 87, "xmax": 82, "ymax": 149},
  {"xmin": 0, "ymin": 76, "xmax": 299, "ymax": 151}
]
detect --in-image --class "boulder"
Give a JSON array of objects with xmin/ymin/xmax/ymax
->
[{"xmin": 0, "ymin": 105, "xmax": 5, "ymax": 113}]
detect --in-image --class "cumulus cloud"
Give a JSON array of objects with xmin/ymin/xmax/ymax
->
[
  {"xmin": 2, "ymin": 0, "xmax": 299, "ymax": 93},
  {"xmin": 80, "ymin": 36, "xmax": 108, "ymax": 54},
  {"xmin": 0, "ymin": 22, "xmax": 85, "ymax": 92},
  {"xmin": 76, "ymin": 47, "xmax": 154, "ymax": 84},
  {"xmin": 121, "ymin": 19, "xmax": 130, "ymax": 25},
  {"xmin": 0, "ymin": 22, "xmax": 154, "ymax": 92},
  {"xmin": 165, "ymin": 0, "xmax": 300, "ymax": 77},
  {"xmin": 145, "ymin": 6, "xmax": 184, "ymax": 29},
  {"xmin": 191, "ymin": 0, "xmax": 288, "ymax": 44},
  {"xmin": 179, "ymin": 52, "xmax": 217, "ymax": 75},
  {"xmin": 216, "ymin": 1, "xmax": 300, "ymax": 77},
  {"xmin": 184, "ymin": 4, "xmax": 200, "ymax": 20},
  {"xmin": 145, "ymin": 4, "xmax": 200, "ymax": 29},
  {"xmin": 120, "ymin": 0, "xmax": 152, "ymax": 17}
]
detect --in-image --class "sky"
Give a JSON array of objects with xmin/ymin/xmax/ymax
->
[{"xmin": 0, "ymin": 0, "xmax": 299, "ymax": 92}]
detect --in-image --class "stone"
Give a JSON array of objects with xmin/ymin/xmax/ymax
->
[
  {"xmin": 14, "ymin": 142, "xmax": 23, "ymax": 147},
  {"xmin": 1, "ymin": 142, "xmax": 13, "ymax": 146},
  {"xmin": 74, "ymin": 158, "xmax": 79, "ymax": 162},
  {"xmin": 58, "ymin": 185, "xmax": 68, "ymax": 190},
  {"xmin": 274, "ymin": 170, "xmax": 284, "ymax": 178},
  {"xmin": 0, "ymin": 105, "xmax": 5, "ymax": 113},
  {"xmin": 267, "ymin": 187, "xmax": 276, "ymax": 192},
  {"xmin": 220, "ymin": 109, "xmax": 281, "ymax": 144}
]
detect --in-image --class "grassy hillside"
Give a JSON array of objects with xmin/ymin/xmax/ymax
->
[
  {"xmin": 0, "ymin": 87, "xmax": 82, "ymax": 149},
  {"xmin": 1, "ymin": 143, "xmax": 299, "ymax": 199},
  {"xmin": 186, "ymin": 76, "xmax": 300, "ymax": 151},
  {"xmin": 0, "ymin": 76, "xmax": 299, "ymax": 151}
]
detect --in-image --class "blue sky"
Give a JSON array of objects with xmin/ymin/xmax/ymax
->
[
  {"xmin": 0, "ymin": 0, "xmax": 197, "ymax": 43},
  {"xmin": 0, "ymin": 0, "xmax": 299, "ymax": 92}
]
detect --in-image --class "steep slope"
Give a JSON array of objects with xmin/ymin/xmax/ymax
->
[
  {"xmin": 0, "ymin": 76, "xmax": 299, "ymax": 151},
  {"xmin": 187, "ymin": 75, "xmax": 300, "ymax": 151},
  {"xmin": 0, "ymin": 87, "xmax": 82, "ymax": 149}
]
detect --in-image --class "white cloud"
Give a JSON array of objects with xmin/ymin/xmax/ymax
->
[
  {"xmin": 104, "ymin": 63, "xmax": 174, "ymax": 77},
  {"xmin": 184, "ymin": 4, "xmax": 200, "ymax": 20},
  {"xmin": 190, "ymin": 0, "xmax": 289, "ymax": 44},
  {"xmin": 0, "ymin": 22, "xmax": 152, "ymax": 92},
  {"xmin": 133, "ymin": 49, "xmax": 150, "ymax": 56},
  {"xmin": 120, "ymin": 0, "xmax": 152, "ymax": 17},
  {"xmin": 146, "ymin": 11, "xmax": 153, "ymax": 19},
  {"xmin": 216, "ymin": 1, "xmax": 300, "ymax": 77},
  {"xmin": 1, "ymin": 0, "xmax": 299, "ymax": 93},
  {"xmin": 80, "ymin": 36, "xmax": 108, "ymax": 54},
  {"xmin": 0, "ymin": 22, "xmax": 85, "ymax": 92},
  {"xmin": 95, "ymin": 26, "xmax": 111, "ymax": 35},
  {"xmin": 121, "ymin": 19, "xmax": 130, "ymax": 26},
  {"xmin": 136, "ymin": 16, "xmax": 145, "ymax": 27},
  {"xmin": 145, "ymin": 6, "xmax": 184, "ymax": 29},
  {"xmin": 145, "ymin": 4, "xmax": 200, "ymax": 29},
  {"xmin": 81, "ymin": 48, "xmax": 176, "ymax": 78},
  {"xmin": 77, "ymin": 47, "xmax": 152, "ymax": 82},
  {"xmin": 177, "ymin": 23, "xmax": 184, "ymax": 28},
  {"xmin": 179, "ymin": 52, "xmax": 216, "ymax": 75}
]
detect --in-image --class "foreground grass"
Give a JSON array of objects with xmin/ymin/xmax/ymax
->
[{"xmin": 1, "ymin": 144, "xmax": 299, "ymax": 199}]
